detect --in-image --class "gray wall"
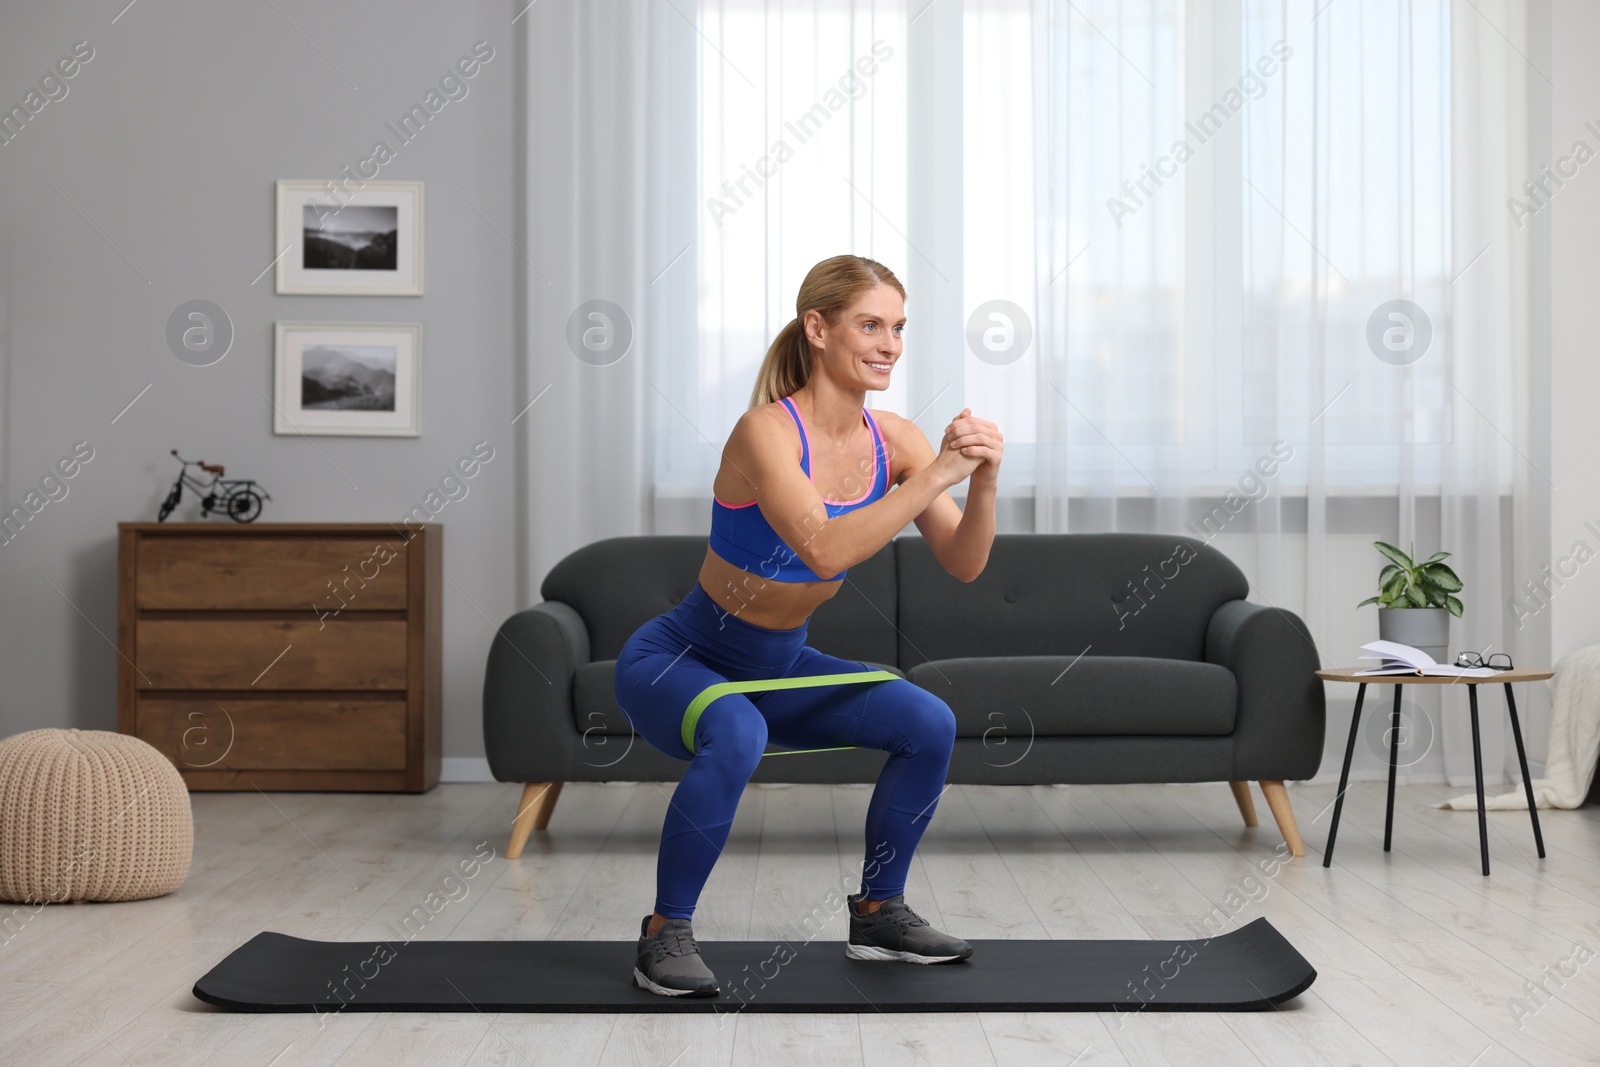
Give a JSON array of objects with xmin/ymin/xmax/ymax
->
[{"xmin": 0, "ymin": 1, "xmax": 520, "ymax": 769}]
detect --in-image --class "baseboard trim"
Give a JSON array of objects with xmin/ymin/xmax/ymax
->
[{"xmin": 441, "ymin": 757, "xmax": 496, "ymax": 783}]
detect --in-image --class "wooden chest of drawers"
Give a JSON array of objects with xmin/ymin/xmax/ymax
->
[{"xmin": 117, "ymin": 522, "xmax": 441, "ymax": 791}]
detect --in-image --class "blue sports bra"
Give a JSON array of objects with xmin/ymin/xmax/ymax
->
[{"xmin": 708, "ymin": 395, "xmax": 889, "ymax": 582}]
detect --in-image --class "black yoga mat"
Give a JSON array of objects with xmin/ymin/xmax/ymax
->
[{"xmin": 192, "ymin": 917, "xmax": 1314, "ymax": 1014}]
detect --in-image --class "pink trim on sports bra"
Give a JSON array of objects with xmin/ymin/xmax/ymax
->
[
  {"xmin": 790, "ymin": 403, "xmax": 881, "ymax": 506},
  {"xmin": 713, "ymin": 402, "xmax": 883, "ymax": 508}
]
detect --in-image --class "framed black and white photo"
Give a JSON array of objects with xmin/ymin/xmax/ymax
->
[
  {"xmin": 275, "ymin": 179, "xmax": 423, "ymax": 295},
  {"xmin": 273, "ymin": 321, "xmax": 421, "ymax": 436}
]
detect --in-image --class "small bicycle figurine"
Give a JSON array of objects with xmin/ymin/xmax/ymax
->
[{"xmin": 158, "ymin": 449, "xmax": 272, "ymax": 523}]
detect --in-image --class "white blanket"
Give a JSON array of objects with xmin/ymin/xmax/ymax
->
[{"xmin": 1437, "ymin": 644, "xmax": 1600, "ymax": 811}]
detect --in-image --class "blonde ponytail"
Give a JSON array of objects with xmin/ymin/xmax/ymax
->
[{"xmin": 747, "ymin": 254, "xmax": 906, "ymax": 409}]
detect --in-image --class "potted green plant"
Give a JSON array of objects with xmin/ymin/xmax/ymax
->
[{"xmin": 1356, "ymin": 541, "xmax": 1463, "ymax": 664}]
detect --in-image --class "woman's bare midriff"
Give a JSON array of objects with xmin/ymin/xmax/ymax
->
[{"xmin": 698, "ymin": 544, "xmax": 844, "ymax": 630}]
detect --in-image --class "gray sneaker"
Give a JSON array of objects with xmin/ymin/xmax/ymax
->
[
  {"xmin": 845, "ymin": 893, "xmax": 973, "ymax": 963},
  {"xmin": 633, "ymin": 915, "xmax": 721, "ymax": 997}
]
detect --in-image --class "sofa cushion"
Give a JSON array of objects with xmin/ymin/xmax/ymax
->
[
  {"xmin": 540, "ymin": 535, "xmax": 900, "ymax": 665},
  {"xmin": 905, "ymin": 655, "xmax": 1237, "ymax": 738},
  {"xmin": 894, "ymin": 532, "xmax": 1250, "ymax": 669},
  {"xmin": 577, "ymin": 659, "xmax": 907, "ymax": 737}
]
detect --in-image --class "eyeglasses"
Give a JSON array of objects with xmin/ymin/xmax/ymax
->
[{"xmin": 1454, "ymin": 651, "xmax": 1514, "ymax": 671}]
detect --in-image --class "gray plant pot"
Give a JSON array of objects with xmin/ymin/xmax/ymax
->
[{"xmin": 1378, "ymin": 606, "xmax": 1451, "ymax": 665}]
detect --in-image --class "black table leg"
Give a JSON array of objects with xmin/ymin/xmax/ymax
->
[
  {"xmin": 1384, "ymin": 684, "xmax": 1402, "ymax": 852},
  {"xmin": 1468, "ymin": 686, "xmax": 1490, "ymax": 875},
  {"xmin": 1324, "ymin": 682, "xmax": 1367, "ymax": 868},
  {"xmin": 1504, "ymin": 682, "xmax": 1546, "ymax": 859}
]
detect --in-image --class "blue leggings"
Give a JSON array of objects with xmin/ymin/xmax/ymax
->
[{"xmin": 613, "ymin": 581, "xmax": 956, "ymax": 920}]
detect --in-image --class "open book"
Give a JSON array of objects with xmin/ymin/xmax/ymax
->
[{"xmin": 1354, "ymin": 640, "xmax": 1500, "ymax": 677}]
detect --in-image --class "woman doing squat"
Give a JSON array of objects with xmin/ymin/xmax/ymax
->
[{"xmin": 613, "ymin": 254, "xmax": 1003, "ymax": 997}]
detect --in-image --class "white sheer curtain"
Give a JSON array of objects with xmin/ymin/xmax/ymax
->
[
  {"xmin": 682, "ymin": 1, "xmax": 913, "ymax": 490},
  {"xmin": 524, "ymin": 0, "xmax": 1545, "ymax": 786},
  {"xmin": 1032, "ymin": 0, "xmax": 1542, "ymax": 788},
  {"xmin": 1023, "ymin": 0, "xmax": 1541, "ymax": 787},
  {"xmin": 518, "ymin": 0, "xmax": 698, "ymax": 593}
]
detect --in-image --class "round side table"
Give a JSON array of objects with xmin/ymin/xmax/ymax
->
[{"xmin": 1315, "ymin": 667, "xmax": 1552, "ymax": 875}]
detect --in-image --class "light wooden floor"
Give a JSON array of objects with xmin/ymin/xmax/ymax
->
[{"xmin": 5, "ymin": 779, "xmax": 1598, "ymax": 1067}]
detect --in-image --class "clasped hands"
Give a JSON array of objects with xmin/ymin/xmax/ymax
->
[{"xmin": 935, "ymin": 407, "xmax": 1002, "ymax": 487}]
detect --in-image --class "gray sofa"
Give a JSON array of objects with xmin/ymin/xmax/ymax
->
[{"xmin": 483, "ymin": 532, "xmax": 1325, "ymax": 859}]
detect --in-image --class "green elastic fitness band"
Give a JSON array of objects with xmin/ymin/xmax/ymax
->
[{"xmin": 680, "ymin": 670, "xmax": 899, "ymax": 756}]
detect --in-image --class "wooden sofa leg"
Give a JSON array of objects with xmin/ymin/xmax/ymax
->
[
  {"xmin": 1229, "ymin": 781, "xmax": 1258, "ymax": 827},
  {"xmin": 1258, "ymin": 780, "xmax": 1305, "ymax": 857},
  {"xmin": 534, "ymin": 782, "xmax": 563, "ymax": 829},
  {"xmin": 507, "ymin": 782, "xmax": 563, "ymax": 859}
]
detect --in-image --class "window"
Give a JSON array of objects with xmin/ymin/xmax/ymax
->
[{"xmin": 679, "ymin": 0, "xmax": 1511, "ymax": 498}]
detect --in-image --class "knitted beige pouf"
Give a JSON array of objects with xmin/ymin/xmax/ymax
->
[{"xmin": 0, "ymin": 728, "xmax": 193, "ymax": 904}]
